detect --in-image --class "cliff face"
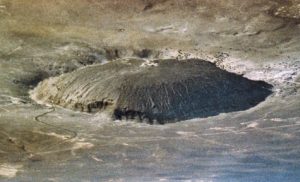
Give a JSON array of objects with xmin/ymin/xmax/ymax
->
[{"xmin": 31, "ymin": 59, "xmax": 272, "ymax": 124}]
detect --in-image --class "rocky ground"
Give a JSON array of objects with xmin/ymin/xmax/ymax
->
[{"xmin": 0, "ymin": 0, "xmax": 300, "ymax": 181}]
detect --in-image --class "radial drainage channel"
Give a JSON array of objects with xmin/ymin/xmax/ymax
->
[{"xmin": 31, "ymin": 59, "xmax": 273, "ymax": 124}]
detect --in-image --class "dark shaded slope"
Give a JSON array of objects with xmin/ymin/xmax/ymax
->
[{"xmin": 32, "ymin": 59, "xmax": 272, "ymax": 124}]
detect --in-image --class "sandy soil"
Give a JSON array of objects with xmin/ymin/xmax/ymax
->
[{"xmin": 0, "ymin": 0, "xmax": 300, "ymax": 181}]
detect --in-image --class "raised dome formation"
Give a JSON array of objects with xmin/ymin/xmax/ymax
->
[{"xmin": 32, "ymin": 59, "xmax": 272, "ymax": 124}]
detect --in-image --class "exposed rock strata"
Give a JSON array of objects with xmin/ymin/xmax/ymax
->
[{"xmin": 31, "ymin": 59, "xmax": 272, "ymax": 124}]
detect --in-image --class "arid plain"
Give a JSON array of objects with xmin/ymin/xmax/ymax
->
[{"xmin": 1, "ymin": 0, "xmax": 300, "ymax": 181}]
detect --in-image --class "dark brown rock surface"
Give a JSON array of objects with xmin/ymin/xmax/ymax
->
[{"xmin": 32, "ymin": 59, "xmax": 272, "ymax": 124}]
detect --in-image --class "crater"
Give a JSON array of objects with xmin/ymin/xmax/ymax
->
[{"xmin": 31, "ymin": 59, "xmax": 273, "ymax": 124}]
